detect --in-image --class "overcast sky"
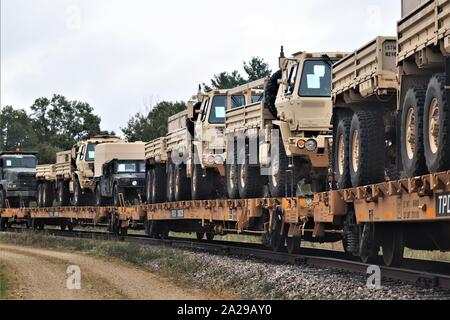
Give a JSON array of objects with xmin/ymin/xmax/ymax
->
[{"xmin": 1, "ymin": 0, "xmax": 401, "ymax": 135}]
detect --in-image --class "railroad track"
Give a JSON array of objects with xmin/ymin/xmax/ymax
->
[{"xmin": 5, "ymin": 228, "xmax": 450, "ymax": 291}]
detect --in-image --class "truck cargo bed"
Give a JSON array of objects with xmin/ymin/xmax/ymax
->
[
  {"xmin": 332, "ymin": 36, "xmax": 398, "ymax": 101},
  {"xmin": 398, "ymin": 0, "xmax": 450, "ymax": 63}
]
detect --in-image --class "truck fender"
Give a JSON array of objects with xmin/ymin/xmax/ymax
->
[{"xmin": 271, "ymin": 120, "xmax": 292, "ymax": 157}]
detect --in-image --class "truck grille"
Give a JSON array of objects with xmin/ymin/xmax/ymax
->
[{"xmin": 17, "ymin": 174, "xmax": 37, "ymax": 189}]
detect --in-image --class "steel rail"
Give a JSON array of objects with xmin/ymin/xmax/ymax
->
[{"xmin": 5, "ymin": 228, "xmax": 450, "ymax": 291}]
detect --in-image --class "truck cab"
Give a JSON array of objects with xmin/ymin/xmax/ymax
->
[
  {"xmin": 98, "ymin": 159, "xmax": 146, "ymax": 206},
  {"xmin": 274, "ymin": 51, "xmax": 343, "ymax": 160},
  {"xmin": 186, "ymin": 88, "xmax": 260, "ymax": 200},
  {"xmin": 0, "ymin": 151, "xmax": 38, "ymax": 208},
  {"xmin": 94, "ymin": 142, "xmax": 146, "ymax": 207},
  {"xmin": 72, "ymin": 135, "xmax": 123, "ymax": 192}
]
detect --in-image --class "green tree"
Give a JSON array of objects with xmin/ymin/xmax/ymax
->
[
  {"xmin": 204, "ymin": 71, "xmax": 246, "ymax": 91},
  {"xmin": 0, "ymin": 106, "xmax": 37, "ymax": 152},
  {"xmin": 244, "ymin": 57, "xmax": 272, "ymax": 81},
  {"xmin": 204, "ymin": 57, "xmax": 272, "ymax": 90},
  {"xmin": 30, "ymin": 94, "xmax": 103, "ymax": 151},
  {"xmin": 122, "ymin": 101, "xmax": 186, "ymax": 142}
]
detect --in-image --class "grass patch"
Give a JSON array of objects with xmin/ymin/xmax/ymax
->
[{"xmin": 0, "ymin": 266, "xmax": 7, "ymax": 300}]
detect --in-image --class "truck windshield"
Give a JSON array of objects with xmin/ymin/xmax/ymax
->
[
  {"xmin": 2, "ymin": 157, "xmax": 37, "ymax": 169},
  {"xmin": 209, "ymin": 95, "xmax": 227, "ymax": 124},
  {"xmin": 116, "ymin": 161, "xmax": 138, "ymax": 173},
  {"xmin": 298, "ymin": 60, "xmax": 333, "ymax": 97},
  {"xmin": 85, "ymin": 144, "xmax": 96, "ymax": 161}
]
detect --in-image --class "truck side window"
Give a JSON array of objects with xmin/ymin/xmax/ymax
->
[
  {"xmin": 285, "ymin": 64, "xmax": 298, "ymax": 96},
  {"xmin": 231, "ymin": 95, "xmax": 246, "ymax": 109}
]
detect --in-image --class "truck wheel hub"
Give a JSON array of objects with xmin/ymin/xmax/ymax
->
[{"xmin": 428, "ymin": 98, "xmax": 440, "ymax": 154}]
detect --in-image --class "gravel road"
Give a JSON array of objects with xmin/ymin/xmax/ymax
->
[{"xmin": 0, "ymin": 244, "xmax": 210, "ymax": 300}]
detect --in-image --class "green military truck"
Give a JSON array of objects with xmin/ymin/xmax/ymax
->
[
  {"xmin": 0, "ymin": 151, "xmax": 38, "ymax": 208},
  {"xmin": 94, "ymin": 142, "xmax": 146, "ymax": 206}
]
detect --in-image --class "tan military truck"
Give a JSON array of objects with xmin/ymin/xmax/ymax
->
[
  {"xmin": 94, "ymin": 142, "xmax": 145, "ymax": 206},
  {"xmin": 145, "ymin": 88, "xmax": 259, "ymax": 203},
  {"xmin": 36, "ymin": 135, "xmax": 122, "ymax": 207},
  {"xmin": 225, "ymin": 49, "xmax": 346, "ymax": 199},
  {"xmin": 332, "ymin": 0, "xmax": 450, "ymax": 189}
]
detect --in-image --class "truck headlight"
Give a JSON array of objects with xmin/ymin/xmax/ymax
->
[
  {"xmin": 214, "ymin": 155, "xmax": 224, "ymax": 165},
  {"xmin": 132, "ymin": 181, "xmax": 138, "ymax": 187},
  {"xmin": 305, "ymin": 139, "xmax": 318, "ymax": 152},
  {"xmin": 7, "ymin": 184, "xmax": 17, "ymax": 189}
]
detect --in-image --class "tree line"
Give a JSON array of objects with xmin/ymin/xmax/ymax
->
[
  {"xmin": 1, "ymin": 57, "xmax": 271, "ymax": 164},
  {"xmin": 122, "ymin": 57, "xmax": 272, "ymax": 142},
  {"xmin": 0, "ymin": 95, "xmax": 113, "ymax": 164}
]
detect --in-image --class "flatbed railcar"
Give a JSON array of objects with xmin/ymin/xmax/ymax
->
[{"xmin": 1, "ymin": 170, "xmax": 450, "ymax": 267}]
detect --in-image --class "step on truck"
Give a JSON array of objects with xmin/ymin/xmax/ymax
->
[
  {"xmin": 145, "ymin": 88, "xmax": 261, "ymax": 203},
  {"xmin": 225, "ymin": 49, "xmax": 346, "ymax": 200},
  {"xmin": 0, "ymin": 151, "xmax": 38, "ymax": 208},
  {"xmin": 36, "ymin": 135, "xmax": 123, "ymax": 207},
  {"xmin": 332, "ymin": 0, "xmax": 450, "ymax": 190},
  {"xmin": 94, "ymin": 142, "xmax": 146, "ymax": 207}
]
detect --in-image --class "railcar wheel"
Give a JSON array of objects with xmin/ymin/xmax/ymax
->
[
  {"xmin": 423, "ymin": 74, "xmax": 450, "ymax": 173},
  {"xmin": 206, "ymin": 233, "xmax": 215, "ymax": 241},
  {"xmin": 196, "ymin": 232, "xmax": 205, "ymax": 240},
  {"xmin": 381, "ymin": 227, "xmax": 404, "ymax": 267},
  {"xmin": 286, "ymin": 237, "xmax": 301, "ymax": 254}
]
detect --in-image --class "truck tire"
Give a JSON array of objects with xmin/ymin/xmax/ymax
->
[
  {"xmin": 174, "ymin": 164, "xmax": 190, "ymax": 201},
  {"xmin": 226, "ymin": 144, "xmax": 239, "ymax": 199},
  {"xmin": 167, "ymin": 163, "xmax": 175, "ymax": 202},
  {"xmin": 95, "ymin": 185, "xmax": 105, "ymax": 206},
  {"xmin": 42, "ymin": 182, "xmax": 54, "ymax": 208},
  {"xmin": 191, "ymin": 164, "xmax": 211, "ymax": 200},
  {"xmin": 72, "ymin": 180, "xmax": 85, "ymax": 207},
  {"xmin": 58, "ymin": 181, "xmax": 70, "ymax": 206},
  {"xmin": 401, "ymin": 88, "xmax": 427, "ymax": 178},
  {"xmin": 37, "ymin": 183, "xmax": 44, "ymax": 208},
  {"xmin": 349, "ymin": 110, "xmax": 385, "ymax": 187},
  {"xmin": 0, "ymin": 189, "xmax": 5, "ymax": 208},
  {"xmin": 264, "ymin": 70, "xmax": 282, "ymax": 117},
  {"xmin": 333, "ymin": 116, "xmax": 352, "ymax": 189},
  {"xmin": 152, "ymin": 165, "xmax": 167, "ymax": 204},
  {"xmin": 146, "ymin": 169, "xmax": 154, "ymax": 204},
  {"xmin": 268, "ymin": 134, "xmax": 290, "ymax": 197},
  {"xmin": 238, "ymin": 145, "xmax": 265, "ymax": 199},
  {"xmin": 423, "ymin": 74, "xmax": 450, "ymax": 173}
]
